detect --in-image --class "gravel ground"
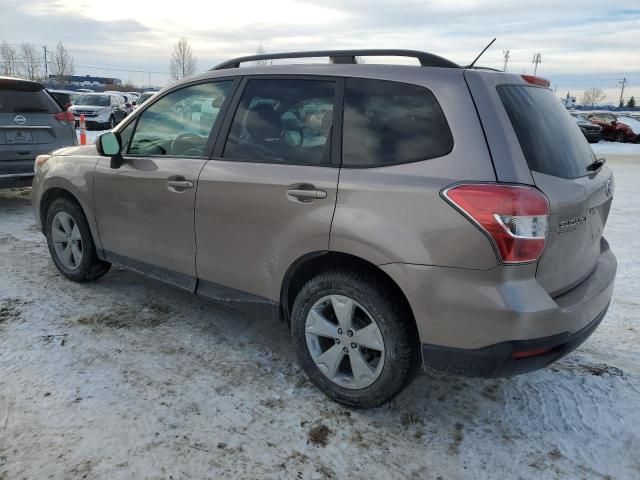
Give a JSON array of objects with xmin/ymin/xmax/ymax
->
[{"xmin": 1, "ymin": 155, "xmax": 639, "ymax": 479}]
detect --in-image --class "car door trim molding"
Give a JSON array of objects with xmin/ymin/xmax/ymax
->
[{"xmin": 101, "ymin": 250, "xmax": 197, "ymax": 292}]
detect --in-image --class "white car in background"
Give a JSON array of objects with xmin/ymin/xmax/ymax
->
[{"xmin": 103, "ymin": 91, "xmax": 135, "ymax": 114}]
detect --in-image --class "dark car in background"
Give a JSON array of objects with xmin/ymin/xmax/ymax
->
[
  {"xmin": 0, "ymin": 77, "xmax": 77, "ymax": 188},
  {"xmin": 588, "ymin": 113, "xmax": 640, "ymax": 143},
  {"xmin": 571, "ymin": 113, "xmax": 601, "ymax": 143},
  {"xmin": 47, "ymin": 89, "xmax": 80, "ymax": 110}
]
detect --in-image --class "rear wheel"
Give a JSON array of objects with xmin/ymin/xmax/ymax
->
[
  {"xmin": 45, "ymin": 197, "xmax": 111, "ymax": 282},
  {"xmin": 291, "ymin": 270, "xmax": 419, "ymax": 408},
  {"xmin": 615, "ymin": 132, "xmax": 625, "ymax": 143}
]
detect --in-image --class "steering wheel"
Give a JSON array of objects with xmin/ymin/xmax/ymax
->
[{"xmin": 171, "ymin": 132, "xmax": 203, "ymax": 156}]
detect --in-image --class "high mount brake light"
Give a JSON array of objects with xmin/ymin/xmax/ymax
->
[
  {"xmin": 442, "ymin": 183, "xmax": 550, "ymax": 264},
  {"xmin": 521, "ymin": 75, "xmax": 551, "ymax": 87}
]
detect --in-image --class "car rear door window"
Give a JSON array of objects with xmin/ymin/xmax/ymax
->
[
  {"xmin": 222, "ymin": 79, "xmax": 336, "ymax": 165},
  {"xmin": 127, "ymin": 80, "xmax": 232, "ymax": 157},
  {"xmin": 341, "ymin": 78, "xmax": 453, "ymax": 167}
]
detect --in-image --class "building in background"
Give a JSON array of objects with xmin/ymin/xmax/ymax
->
[{"xmin": 48, "ymin": 74, "xmax": 122, "ymax": 89}]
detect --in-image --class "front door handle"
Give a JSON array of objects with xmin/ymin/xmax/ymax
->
[
  {"xmin": 287, "ymin": 186, "xmax": 327, "ymax": 203},
  {"xmin": 167, "ymin": 177, "xmax": 194, "ymax": 193}
]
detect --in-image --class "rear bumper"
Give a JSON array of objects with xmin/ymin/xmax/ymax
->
[
  {"xmin": 380, "ymin": 237, "xmax": 616, "ymax": 376},
  {"xmin": 0, "ymin": 172, "xmax": 33, "ymax": 188},
  {"xmin": 0, "ymin": 160, "xmax": 35, "ymax": 187},
  {"xmin": 421, "ymin": 302, "xmax": 609, "ymax": 377}
]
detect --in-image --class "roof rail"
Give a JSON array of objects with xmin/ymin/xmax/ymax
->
[{"xmin": 210, "ymin": 49, "xmax": 460, "ymax": 70}]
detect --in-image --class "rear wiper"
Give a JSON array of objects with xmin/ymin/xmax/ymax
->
[
  {"xmin": 14, "ymin": 107, "xmax": 49, "ymax": 113},
  {"xmin": 587, "ymin": 157, "xmax": 606, "ymax": 172}
]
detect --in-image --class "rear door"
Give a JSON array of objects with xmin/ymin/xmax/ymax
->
[
  {"xmin": 0, "ymin": 79, "xmax": 71, "ymax": 175},
  {"xmin": 466, "ymin": 71, "xmax": 614, "ymax": 295},
  {"xmin": 195, "ymin": 76, "xmax": 340, "ymax": 301},
  {"xmin": 93, "ymin": 79, "xmax": 236, "ymax": 286}
]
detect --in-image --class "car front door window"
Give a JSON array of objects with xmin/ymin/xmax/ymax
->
[{"xmin": 128, "ymin": 81, "xmax": 233, "ymax": 157}]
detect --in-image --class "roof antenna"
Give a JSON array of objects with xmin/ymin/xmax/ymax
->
[{"xmin": 467, "ymin": 38, "xmax": 496, "ymax": 68}]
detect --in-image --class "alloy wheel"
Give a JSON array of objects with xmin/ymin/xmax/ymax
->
[
  {"xmin": 305, "ymin": 294, "xmax": 385, "ymax": 389},
  {"xmin": 51, "ymin": 211, "xmax": 83, "ymax": 270}
]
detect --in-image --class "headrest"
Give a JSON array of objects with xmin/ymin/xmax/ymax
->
[{"xmin": 246, "ymin": 103, "xmax": 281, "ymax": 141}]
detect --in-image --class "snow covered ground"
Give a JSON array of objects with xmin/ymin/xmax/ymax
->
[
  {"xmin": 1, "ymin": 156, "xmax": 639, "ymax": 479},
  {"xmin": 592, "ymin": 141, "xmax": 640, "ymax": 157}
]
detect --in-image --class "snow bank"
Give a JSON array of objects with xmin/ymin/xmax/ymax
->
[{"xmin": 591, "ymin": 141, "xmax": 640, "ymax": 157}]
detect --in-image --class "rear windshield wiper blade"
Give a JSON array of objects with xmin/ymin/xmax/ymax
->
[
  {"xmin": 587, "ymin": 157, "xmax": 606, "ymax": 172},
  {"xmin": 14, "ymin": 107, "xmax": 50, "ymax": 113}
]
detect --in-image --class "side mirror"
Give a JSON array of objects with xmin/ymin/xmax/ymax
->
[{"xmin": 96, "ymin": 131, "xmax": 124, "ymax": 169}]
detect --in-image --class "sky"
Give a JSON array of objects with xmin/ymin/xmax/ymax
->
[{"xmin": 0, "ymin": 0, "xmax": 638, "ymax": 104}]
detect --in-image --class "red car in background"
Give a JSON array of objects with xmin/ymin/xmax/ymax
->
[{"xmin": 588, "ymin": 113, "xmax": 640, "ymax": 143}]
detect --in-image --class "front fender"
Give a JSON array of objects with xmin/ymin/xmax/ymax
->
[{"xmin": 32, "ymin": 153, "xmax": 102, "ymax": 251}]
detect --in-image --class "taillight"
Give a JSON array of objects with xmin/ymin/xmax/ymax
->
[
  {"xmin": 442, "ymin": 183, "xmax": 550, "ymax": 264},
  {"xmin": 54, "ymin": 110, "xmax": 75, "ymax": 124}
]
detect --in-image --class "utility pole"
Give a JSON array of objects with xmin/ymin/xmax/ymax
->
[
  {"xmin": 532, "ymin": 52, "xmax": 541, "ymax": 76},
  {"xmin": 42, "ymin": 45, "xmax": 48, "ymax": 81},
  {"xmin": 502, "ymin": 50, "xmax": 510, "ymax": 72},
  {"xmin": 618, "ymin": 77, "xmax": 627, "ymax": 107}
]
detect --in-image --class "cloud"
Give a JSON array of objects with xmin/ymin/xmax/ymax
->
[{"xmin": 0, "ymin": 0, "xmax": 637, "ymax": 97}]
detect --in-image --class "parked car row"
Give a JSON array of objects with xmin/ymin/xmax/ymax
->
[
  {"xmin": 570, "ymin": 111, "xmax": 640, "ymax": 143},
  {"xmin": 586, "ymin": 112, "xmax": 640, "ymax": 143}
]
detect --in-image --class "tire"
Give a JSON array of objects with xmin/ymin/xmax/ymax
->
[
  {"xmin": 45, "ymin": 197, "xmax": 111, "ymax": 282},
  {"xmin": 291, "ymin": 270, "xmax": 420, "ymax": 408},
  {"xmin": 108, "ymin": 115, "xmax": 116, "ymax": 130},
  {"xmin": 615, "ymin": 132, "xmax": 625, "ymax": 143}
]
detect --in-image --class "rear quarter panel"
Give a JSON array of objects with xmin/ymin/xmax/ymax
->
[{"xmin": 330, "ymin": 68, "xmax": 498, "ymax": 269}]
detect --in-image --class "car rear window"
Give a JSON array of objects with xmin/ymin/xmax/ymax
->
[
  {"xmin": 497, "ymin": 85, "xmax": 594, "ymax": 179},
  {"xmin": 342, "ymin": 78, "xmax": 453, "ymax": 167},
  {"xmin": 0, "ymin": 83, "xmax": 61, "ymax": 114}
]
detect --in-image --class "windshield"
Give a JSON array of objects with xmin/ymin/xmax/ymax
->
[
  {"xmin": 137, "ymin": 93, "xmax": 154, "ymax": 105},
  {"xmin": 75, "ymin": 95, "xmax": 110, "ymax": 107},
  {"xmin": 498, "ymin": 85, "xmax": 595, "ymax": 179}
]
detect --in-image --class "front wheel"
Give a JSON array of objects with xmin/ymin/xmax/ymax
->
[
  {"xmin": 615, "ymin": 132, "xmax": 625, "ymax": 143},
  {"xmin": 45, "ymin": 197, "xmax": 111, "ymax": 282},
  {"xmin": 291, "ymin": 270, "xmax": 420, "ymax": 408}
]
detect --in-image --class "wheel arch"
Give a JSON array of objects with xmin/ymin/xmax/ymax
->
[
  {"xmin": 39, "ymin": 184, "xmax": 102, "ymax": 255},
  {"xmin": 280, "ymin": 251, "xmax": 419, "ymax": 338}
]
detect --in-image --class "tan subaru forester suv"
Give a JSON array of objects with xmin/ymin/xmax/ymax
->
[{"xmin": 32, "ymin": 50, "xmax": 616, "ymax": 408}]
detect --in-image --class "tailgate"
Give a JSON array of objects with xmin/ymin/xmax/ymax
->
[{"xmin": 465, "ymin": 70, "xmax": 614, "ymax": 295}]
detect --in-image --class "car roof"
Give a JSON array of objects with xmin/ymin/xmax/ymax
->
[{"xmin": 0, "ymin": 76, "xmax": 44, "ymax": 89}]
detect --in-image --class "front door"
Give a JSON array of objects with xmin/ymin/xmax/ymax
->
[
  {"xmin": 94, "ymin": 79, "xmax": 236, "ymax": 287},
  {"xmin": 195, "ymin": 77, "xmax": 341, "ymax": 301}
]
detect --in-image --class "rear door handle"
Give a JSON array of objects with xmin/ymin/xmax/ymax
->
[
  {"xmin": 167, "ymin": 178, "xmax": 194, "ymax": 193},
  {"xmin": 287, "ymin": 187, "xmax": 327, "ymax": 202}
]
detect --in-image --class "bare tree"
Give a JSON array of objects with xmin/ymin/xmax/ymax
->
[
  {"xmin": 19, "ymin": 43, "xmax": 41, "ymax": 80},
  {"xmin": 50, "ymin": 42, "xmax": 74, "ymax": 80},
  {"xmin": 169, "ymin": 37, "xmax": 197, "ymax": 81},
  {"xmin": 0, "ymin": 42, "xmax": 18, "ymax": 76},
  {"xmin": 581, "ymin": 88, "xmax": 606, "ymax": 108},
  {"xmin": 254, "ymin": 44, "xmax": 271, "ymax": 66}
]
